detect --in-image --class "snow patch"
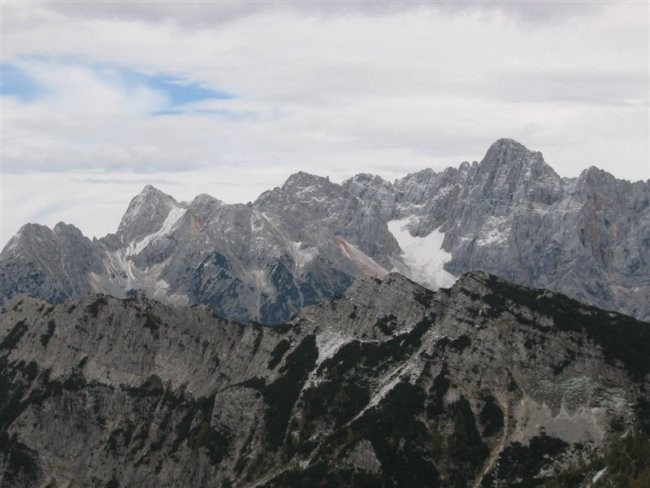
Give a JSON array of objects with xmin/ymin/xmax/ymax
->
[
  {"xmin": 126, "ymin": 206, "xmax": 186, "ymax": 256},
  {"xmin": 387, "ymin": 217, "xmax": 456, "ymax": 289},
  {"xmin": 477, "ymin": 216, "xmax": 510, "ymax": 246},
  {"xmin": 592, "ymin": 467, "xmax": 607, "ymax": 483},
  {"xmin": 90, "ymin": 247, "xmax": 188, "ymax": 306}
]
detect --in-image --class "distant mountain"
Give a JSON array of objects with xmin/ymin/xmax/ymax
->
[
  {"xmin": 1, "ymin": 138, "xmax": 648, "ymax": 323},
  {"xmin": 1, "ymin": 272, "xmax": 648, "ymax": 486}
]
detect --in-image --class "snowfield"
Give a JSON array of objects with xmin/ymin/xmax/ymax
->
[{"xmin": 387, "ymin": 217, "xmax": 457, "ymax": 290}]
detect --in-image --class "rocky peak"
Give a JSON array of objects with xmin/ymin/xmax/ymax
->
[
  {"xmin": 117, "ymin": 185, "xmax": 182, "ymax": 243},
  {"xmin": 393, "ymin": 168, "xmax": 444, "ymax": 207},
  {"xmin": 188, "ymin": 193, "xmax": 223, "ymax": 219},
  {"xmin": 52, "ymin": 221, "xmax": 85, "ymax": 239},
  {"xmin": 254, "ymin": 171, "xmax": 344, "ymax": 213},
  {"xmin": 576, "ymin": 165, "xmax": 617, "ymax": 190},
  {"xmin": 478, "ymin": 138, "xmax": 547, "ymax": 176},
  {"xmin": 4, "ymin": 223, "xmax": 82, "ymax": 253},
  {"xmin": 398, "ymin": 167, "xmax": 437, "ymax": 185},
  {"xmin": 342, "ymin": 173, "xmax": 395, "ymax": 219},
  {"xmin": 472, "ymin": 139, "xmax": 562, "ymax": 205},
  {"xmin": 343, "ymin": 173, "xmax": 393, "ymax": 197},
  {"xmin": 281, "ymin": 171, "xmax": 335, "ymax": 193},
  {"xmin": 344, "ymin": 173, "xmax": 391, "ymax": 188},
  {"xmin": 13, "ymin": 222, "xmax": 51, "ymax": 240},
  {"xmin": 483, "ymin": 138, "xmax": 533, "ymax": 162},
  {"xmin": 190, "ymin": 193, "xmax": 222, "ymax": 207}
]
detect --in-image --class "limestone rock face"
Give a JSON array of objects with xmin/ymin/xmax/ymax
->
[
  {"xmin": 348, "ymin": 138, "xmax": 650, "ymax": 321},
  {"xmin": 1, "ymin": 138, "xmax": 648, "ymax": 323},
  {"xmin": 1, "ymin": 272, "xmax": 649, "ymax": 486},
  {"xmin": 0, "ymin": 222, "xmax": 100, "ymax": 305}
]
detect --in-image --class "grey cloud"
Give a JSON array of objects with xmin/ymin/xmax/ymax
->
[
  {"xmin": 73, "ymin": 177, "xmax": 180, "ymax": 185},
  {"xmin": 488, "ymin": 70, "xmax": 649, "ymax": 106},
  {"xmin": 37, "ymin": 0, "xmax": 608, "ymax": 27}
]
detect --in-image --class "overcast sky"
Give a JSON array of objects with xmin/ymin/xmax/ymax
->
[{"xmin": 1, "ymin": 1, "xmax": 649, "ymax": 248}]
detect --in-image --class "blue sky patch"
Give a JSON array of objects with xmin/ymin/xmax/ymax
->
[
  {"xmin": 0, "ymin": 61, "xmax": 235, "ymax": 111},
  {"xmin": 0, "ymin": 63, "xmax": 44, "ymax": 101},
  {"xmin": 146, "ymin": 75, "xmax": 234, "ymax": 106}
]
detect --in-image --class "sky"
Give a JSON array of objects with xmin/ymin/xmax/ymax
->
[{"xmin": 1, "ymin": 1, "xmax": 649, "ymax": 249}]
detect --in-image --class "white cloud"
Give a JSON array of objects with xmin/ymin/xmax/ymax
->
[
  {"xmin": 16, "ymin": 60, "xmax": 168, "ymax": 114},
  {"xmin": 0, "ymin": 1, "xmax": 648, "ymax": 248}
]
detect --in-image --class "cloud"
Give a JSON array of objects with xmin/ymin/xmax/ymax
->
[
  {"xmin": 0, "ymin": 1, "xmax": 648, "ymax": 247},
  {"xmin": 2, "ymin": 60, "xmax": 233, "ymax": 112},
  {"xmin": 27, "ymin": 1, "xmax": 610, "ymax": 27}
]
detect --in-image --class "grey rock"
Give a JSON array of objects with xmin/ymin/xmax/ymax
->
[
  {"xmin": 349, "ymin": 138, "xmax": 650, "ymax": 320},
  {"xmin": 0, "ymin": 272, "xmax": 648, "ymax": 486},
  {"xmin": 0, "ymin": 222, "xmax": 100, "ymax": 305},
  {"xmin": 1, "ymin": 138, "xmax": 648, "ymax": 323}
]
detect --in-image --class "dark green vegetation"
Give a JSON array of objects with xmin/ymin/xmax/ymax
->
[
  {"xmin": 375, "ymin": 314, "xmax": 398, "ymax": 335},
  {"xmin": 0, "ymin": 433, "xmax": 42, "ymax": 487},
  {"xmin": 267, "ymin": 339, "xmax": 291, "ymax": 369},
  {"xmin": 0, "ymin": 320, "xmax": 27, "ymax": 351},
  {"xmin": 479, "ymin": 394, "xmax": 504, "ymax": 437},
  {"xmin": 39, "ymin": 320, "xmax": 55, "ymax": 347},
  {"xmin": 318, "ymin": 315, "xmax": 434, "ymax": 381},
  {"xmin": 543, "ymin": 429, "xmax": 650, "ymax": 488},
  {"xmin": 301, "ymin": 379, "xmax": 370, "ymax": 428},
  {"xmin": 484, "ymin": 275, "xmax": 650, "ymax": 379},
  {"xmin": 262, "ymin": 461, "xmax": 383, "ymax": 488},
  {"xmin": 262, "ymin": 335, "xmax": 318, "ymax": 449},
  {"xmin": 482, "ymin": 435, "xmax": 569, "ymax": 486},
  {"xmin": 86, "ymin": 296, "xmax": 108, "ymax": 318},
  {"xmin": 600, "ymin": 429, "xmax": 650, "ymax": 488}
]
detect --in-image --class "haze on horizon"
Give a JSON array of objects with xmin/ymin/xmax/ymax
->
[{"xmin": 1, "ymin": 1, "xmax": 648, "ymax": 249}]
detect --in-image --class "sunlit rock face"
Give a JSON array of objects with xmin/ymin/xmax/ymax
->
[
  {"xmin": 1, "ymin": 271, "xmax": 648, "ymax": 486},
  {"xmin": 2, "ymin": 138, "xmax": 649, "ymax": 323}
]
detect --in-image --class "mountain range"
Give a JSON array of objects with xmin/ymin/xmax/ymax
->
[
  {"xmin": 1, "ymin": 139, "xmax": 648, "ymax": 325},
  {"xmin": 1, "ymin": 272, "xmax": 649, "ymax": 486},
  {"xmin": 1, "ymin": 138, "xmax": 649, "ymax": 486}
]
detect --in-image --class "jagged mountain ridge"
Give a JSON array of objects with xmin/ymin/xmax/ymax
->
[
  {"xmin": 344, "ymin": 140, "xmax": 650, "ymax": 320},
  {"xmin": 1, "ymin": 271, "xmax": 649, "ymax": 486},
  {"xmin": 1, "ymin": 138, "xmax": 648, "ymax": 323}
]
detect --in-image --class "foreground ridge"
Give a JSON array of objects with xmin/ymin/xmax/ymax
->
[{"xmin": 1, "ymin": 272, "xmax": 648, "ymax": 486}]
